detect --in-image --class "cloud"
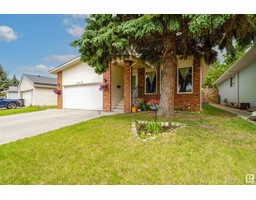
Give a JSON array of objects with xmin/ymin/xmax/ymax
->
[
  {"xmin": 72, "ymin": 14, "xmax": 90, "ymax": 19},
  {"xmin": 62, "ymin": 18, "xmax": 71, "ymax": 25},
  {"xmin": 62, "ymin": 15, "xmax": 87, "ymax": 37},
  {"xmin": 0, "ymin": 26, "xmax": 19, "ymax": 42},
  {"xmin": 19, "ymin": 64, "xmax": 50, "ymax": 74},
  {"xmin": 44, "ymin": 54, "xmax": 78, "ymax": 64},
  {"xmin": 66, "ymin": 25, "xmax": 84, "ymax": 37}
]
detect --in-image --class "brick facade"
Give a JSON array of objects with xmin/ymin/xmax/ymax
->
[
  {"xmin": 57, "ymin": 71, "xmax": 63, "ymax": 109},
  {"xmin": 136, "ymin": 59, "xmax": 201, "ymax": 112},
  {"xmin": 124, "ymin": 60, "xmax": 132, "ymax": 112},
  {"xmin": 103, "ymin": 66, "xmax": 111, "ymax": 112}
]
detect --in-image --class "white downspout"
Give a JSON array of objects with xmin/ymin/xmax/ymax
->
[{"xmin": 130, "ymin": 60, "xmax": 138, "ymax": 109}]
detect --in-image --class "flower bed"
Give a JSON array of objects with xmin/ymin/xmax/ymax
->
[{"xmin": 131, "ymin": 121, "xmax": 185, "ymax": 140}]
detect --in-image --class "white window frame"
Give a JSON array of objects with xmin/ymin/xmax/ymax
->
[
  {"xmin": 145, "ymin": 70, "xmax": 157, "ymax": 95},
  {"xmin": 177, "ymin": 65, "xmax": 193, "ymax": 94}
]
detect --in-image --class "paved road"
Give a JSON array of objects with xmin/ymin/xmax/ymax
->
[{"xmin": 0, "ymin": 109, "xmax": 115, "ymax": 145}]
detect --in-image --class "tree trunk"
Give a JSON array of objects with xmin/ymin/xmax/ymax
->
[{"xmin": 157, "ymin": 34, "xmax": 177, "ymax": 117}]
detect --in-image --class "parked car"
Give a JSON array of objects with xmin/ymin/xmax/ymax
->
[{"xmin": 0, "ymin": 98, "xmax": 22, "ymax": 109}]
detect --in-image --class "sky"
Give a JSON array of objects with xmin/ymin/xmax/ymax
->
[{"xmin": 0, "ymin": 14, "xmax": 89, "ymax": 79}]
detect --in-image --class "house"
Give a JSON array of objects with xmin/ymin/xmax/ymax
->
[
  {"xmin": 1, "ymin": 86, "xmax": 18, "ymax": 99},
  {"xmin": 214, "ymin": 46, "xmax": 256, "ymax": 109},
  {"xmin": 49, "ymin": 56, "xmax": 209, "ymax": 112},
  {"xmin": 18, "ymin": 74, "xmax": 57, "ymax": 106}
]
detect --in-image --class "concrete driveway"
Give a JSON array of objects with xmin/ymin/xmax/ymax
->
[{"xmin": 0, "ymin": 109, "xmax": 115, "ymax": 145}]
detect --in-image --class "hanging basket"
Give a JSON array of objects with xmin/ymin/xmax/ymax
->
[
  {"xmin": 53, "ymin": 89, "xmax": 62, "ymax": 95},
  {"xmin": 99, "ymin": 83, "xmax": 109, "ymax": 91}
]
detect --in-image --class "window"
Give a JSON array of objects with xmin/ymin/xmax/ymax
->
[
  {"xmin": 131, "ymin": 75, "xmax": 136, "ymax": 91},
  {"xmin": 177, "ymin": 66, "xmax": 193, "ymax": 93},
  {"xmin": 230, "ymin": 76, "xmax": 235, "ymax": 87},
  {"xmin": 145, "ymin": 71, "xmax": 157, "ymax": 94}
]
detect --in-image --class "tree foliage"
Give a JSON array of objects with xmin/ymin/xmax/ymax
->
[
  {"xmin": 71, "ymin": 14, "xmax": 256, "ymax": 116},
  {"xmin": 10, "ymin": 75, "xmax": 19, "ymax": 87},
  {"xmin": 203, "ymin": 43, "xmax": 251, "ymax": 88},
  {"xmin": 0, "ymin": 65, "xmax": 10, "ymax": 91}
]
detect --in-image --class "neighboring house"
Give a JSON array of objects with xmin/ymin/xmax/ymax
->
[
  {"xmin": 18, "ymin": 74, "xmax": 57, "ymax": 107},
  {"xmin": 1, "ymin": 86, "xmax": 18, "ymax": 99},
  {"xmin": 50, "ymin": 56, "xmax": 209, "ymax": 112},
  {"xmin": 214, "ymin": 47, "xmax": 256, "ymax": 109}
]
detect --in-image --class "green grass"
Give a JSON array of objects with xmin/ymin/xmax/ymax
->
[
  {"xmin": 0, "ymin": 105, "xmax": 255, "ymax": 184},
  {"xmin": 0, "ymin": 106, "xmax": 57, "ymax": 116}
]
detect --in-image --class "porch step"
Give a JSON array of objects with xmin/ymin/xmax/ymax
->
[
  {"xmin": 113, "ymin": 108, "xmax": 124, "ymax": 113},
  {"xmin": 113, "ymin": 99, "xmax": 124, "ymax": 112}
]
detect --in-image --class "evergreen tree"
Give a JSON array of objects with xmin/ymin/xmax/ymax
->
[
  {"xmin": 0, "ymin": 65, "xmax": 10, "ymax": 91},
  {"xmin": 10, "ymin": 75, "xmax": 19, "ymax": 86},
  {"xmin": 71, "ymin": 14, "xmax": 256, "ymax": 116}
]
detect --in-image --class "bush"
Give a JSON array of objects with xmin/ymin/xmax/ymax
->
[{"xmin": 145, "ymin": 122, "xmax": 162, "ymax": 134}]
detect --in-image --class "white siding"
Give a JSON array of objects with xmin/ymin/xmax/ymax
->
[
  {"xmin": 18, "ymin": 78, "xmax": 33, "ymax": 94},
  {"xmin": 62, "ymin": 62, "xmax": 102, "ymax": 86},
  {"xmin": 21, "ymin": 90, "xmax": 33, "ymax": 106},
  {"xmin": 7, "ymin": 92, "xmax": 18, "ymax": 99},
  {"xmin": 239, "ymin": 63, "xmax": 256, "ymax": 108},
  {"xmin": 33, "ymin": 88, "xmax": 57, "ymax": 106},
  {"xmin": 218, "ymin": 74, "xmax": 238, "ymax": 105}
]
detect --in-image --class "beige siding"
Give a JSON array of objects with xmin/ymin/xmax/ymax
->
[
  {"xmin": 200, "ymin": 58, "xmax": 209, "ymax": 83},
  {"xmin": 33, "ymin": 87, "xmax": 57, "ymax": 106},
  {"xmin": 111, "ymin": 64, "xmax": 124, "ymax": 110}
]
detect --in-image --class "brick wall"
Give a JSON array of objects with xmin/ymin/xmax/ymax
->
[
  {"xmin": 57, "ymin": 71, "xmax": 63, "ymax": 109},
  {"xmin": 124, "ymin": 61, "xmax": 132, "ymax": 112},
  {"xmin": 136, "ymin": 59, "xmax": 201, "ymax": 111},
  {"xmin": 103, "ymin": 66, "xmax": 111, "ymax": 112}
]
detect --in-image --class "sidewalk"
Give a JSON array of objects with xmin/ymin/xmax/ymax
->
[{"xmin": 210, "ymin": 103, "xmax": 256, "ymax": 125}]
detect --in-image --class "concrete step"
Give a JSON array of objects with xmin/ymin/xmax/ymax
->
[
  {"xmin": 115, "ymin": 105, "xmax": 124, "ymax": 109},
  {"xmin": 113, "ymin": 108, "xmax": 124, "ymax": 113}
]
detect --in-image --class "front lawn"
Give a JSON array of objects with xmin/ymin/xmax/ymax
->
[
  {"xmin": 0, "ymin": 105, "xmax": 255, "ymax": 184},
  {"xmin": 0, "ymin": 106, "xmax": 57, "ymax": 116}
]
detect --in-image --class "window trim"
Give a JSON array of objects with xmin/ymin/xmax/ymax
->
[
  {"xmin": 177, "ymin": 65, "xmax": 193, "ymax": 94},
  {"xmin": 145, "ymin": 70, "xmax": 157, "ymax": 95}
]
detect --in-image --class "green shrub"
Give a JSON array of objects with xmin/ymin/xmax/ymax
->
[{"xmin": 145, "ymin": 122, "xmax": 162, "ymax": 134}]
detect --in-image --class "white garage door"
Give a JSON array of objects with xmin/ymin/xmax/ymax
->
[
  {"xmin": 63, "ymin": 84, "xmax": 103, "ymax": 110},
  {"xmin": 22, "ymin": 91, "xmax": 32, "ymax": 106}
]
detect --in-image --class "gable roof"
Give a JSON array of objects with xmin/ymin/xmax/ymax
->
[
  {"xmin": 23, "ymin": 74, "xmax": 57, "ymax": 85},
  {"xmin": 49, "ymin": 56, "xmax": 81, "ymax": 74},
  {"xmin": 214, "ymin": 46, "xmax": 256, "ymax": 85},
  {"xmin": 19, "ymin": 74, "xmax": 57, "ymax": 89}
]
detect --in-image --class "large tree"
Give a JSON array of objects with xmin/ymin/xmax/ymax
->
[
  {"xmin": 9, "ymin": 75, "xmax": 19, "ymax": 87},
  {"xmin": 71, "ymin": 14, "xmax": 256, "ymax": 117},
  {"xmin": 0, "ymin": 65, "xmax": 10, "ymax": 91}
]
